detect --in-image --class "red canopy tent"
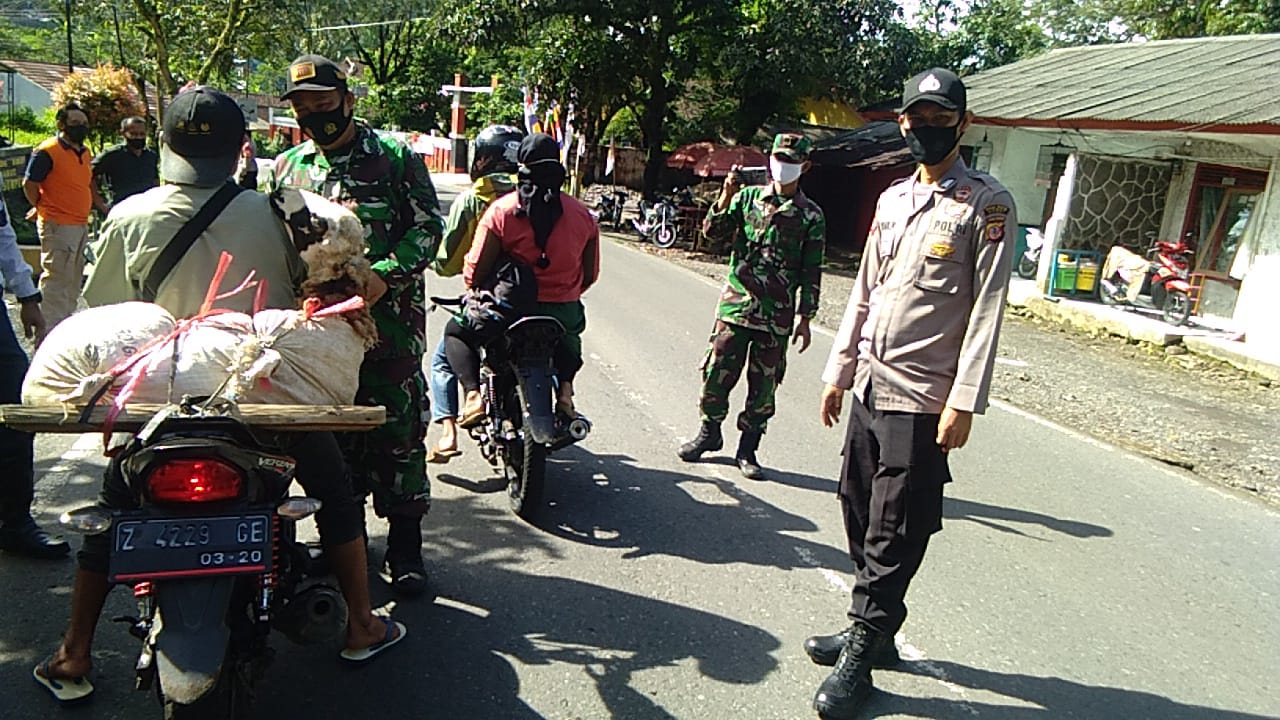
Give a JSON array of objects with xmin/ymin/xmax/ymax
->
[{"xmin": 666, "ymin": 143, "xmax": 768, "ymax": 178}]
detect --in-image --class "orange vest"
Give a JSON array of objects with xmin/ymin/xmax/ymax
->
[{"xmin": 34, "ymin": 137, "xmax": 93, "ymax": 225}]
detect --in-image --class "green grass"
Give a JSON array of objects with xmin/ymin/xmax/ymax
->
[{"xmin": 5, "ymin": 127, "xmax": 50, "ymax": 148}]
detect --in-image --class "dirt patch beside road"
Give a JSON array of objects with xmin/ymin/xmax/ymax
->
[{"xmin": 618, "ymin": 235, "xmax": 1280, "ymax": 507}]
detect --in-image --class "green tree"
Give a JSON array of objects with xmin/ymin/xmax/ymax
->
[
  {"xmin": 49, "ymin": 63, "xmax": 146, "ymax": 147},
  {"xmin": 1112, "ymin": 0, "xmax": 1280, "ymax": 38},
  {"xmin": 452, "ymin": 0, "xmax": 741, "ymax": 195}
]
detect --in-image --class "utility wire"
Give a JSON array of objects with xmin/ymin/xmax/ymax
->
[{"xmin": 307, "ymin": 18, "xmax": 430, "ymax": 32}]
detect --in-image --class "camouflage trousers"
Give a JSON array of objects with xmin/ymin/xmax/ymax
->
[
  {"xmin": 698, "ymin": 320, "xmax": 788, "ymax": 434},
  {"xmin": 338, "ymin": 355, "xmax": 430, "ymax": 518}
]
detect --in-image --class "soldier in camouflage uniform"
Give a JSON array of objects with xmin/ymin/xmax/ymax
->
[
  {"xmin": 678, "ymin": 133, "xmax": 825, "ymax": 480},
  {"xmin": 268, "ymin": 55, "xmax": 444, "ymax": 597}
]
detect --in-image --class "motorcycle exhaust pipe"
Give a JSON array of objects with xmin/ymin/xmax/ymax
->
[
  {"xmin": 567, "ymin": 415, "xmax": 592, "ymax": 442},
  {"xmin": 274, "ymin": 584, "xmax": 348, "ymax": 646}
]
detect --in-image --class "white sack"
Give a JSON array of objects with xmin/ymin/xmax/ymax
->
[{"xmin": 22, "ymin": 302, "xmax": 365, "ymax": 407}]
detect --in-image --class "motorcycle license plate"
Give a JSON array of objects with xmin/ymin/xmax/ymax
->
[{"xmin": 108, "ymin": 514, "xmax": 272, "ymax": 583}]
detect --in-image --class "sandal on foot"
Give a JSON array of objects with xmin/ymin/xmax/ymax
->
[
  {"xmin": 33, "ymin": 660, "xmax": 94, "ymax": 702},
  {"xmin": 340, "ymin": 618, "xmax": 406, "ymax": 663},
  {"xmin": 426, "ymin": 446, "xmax": 461, "ymax": 464}
]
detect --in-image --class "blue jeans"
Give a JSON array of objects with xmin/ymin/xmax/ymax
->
[
  {"xmin": 0, "ymin": 308, "xmax": 35, "ymax": 524},
  {"xmin": 429, "ymin": 337, "xmax": 458, "ymax": 424}
]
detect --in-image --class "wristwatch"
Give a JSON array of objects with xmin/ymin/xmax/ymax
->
[{"xmin": 17, "ymin": 291, "xmax": 42, "ymax": 305}]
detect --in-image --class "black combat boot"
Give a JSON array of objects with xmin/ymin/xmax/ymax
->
[
  {"xmin": 804, "ymin": 624, "xmax": 901, "ymax": 668},
  {"xmin": 677, "ymin": 422, "xmax": 722, "ymax": 462},
  {"xmin": 812, "ymin": 622, "xmax": 885, "ymax": 720},
  {"xmin": 735, "ymin": 429, "xmax": 764, "ymax": 480},
  {"xmin": 382, "ymin": 515, "xmax": 427, "ymax": 598}
]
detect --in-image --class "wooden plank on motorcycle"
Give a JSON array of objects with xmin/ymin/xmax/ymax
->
[{"xmin": 0, "ymin": 404, "xmax": 387, "ymax": 433}]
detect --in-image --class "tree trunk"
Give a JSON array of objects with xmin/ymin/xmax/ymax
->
[
  {"xmin": 132, "ymin": 0, "xmax": 176, "ymax": 97},
  {"xmin": 639, "ymin": 78, "xmax": 668, "ymax": 199}
]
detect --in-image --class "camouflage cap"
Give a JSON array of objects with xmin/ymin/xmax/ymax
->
[{"xmin": 771, "ymin": 133, "xmax": 811, "ymax": 162}]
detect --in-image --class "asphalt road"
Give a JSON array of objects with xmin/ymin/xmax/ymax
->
[{"xmin": 1, "ymin": 181, "xmax": 1277, "ymax": 719}]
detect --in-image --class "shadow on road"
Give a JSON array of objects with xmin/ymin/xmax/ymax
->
[
  {"xmin": 862, "ymin": 658, "xmax": 1274, "ymax": 719},
  {"xmin": 530, "ymin": 448, "xmax": 851, "ymax": 571},
  {"xmin": 943, "ymin": 496, "xmax": 1113, "ymax": 540},
  {"xmin": 251, "ymin": 491, "xmax": 779, "ymax": 719},
  {"xmin": 699, "ymin": 454, "xmax": 837, "ymax": 494}
]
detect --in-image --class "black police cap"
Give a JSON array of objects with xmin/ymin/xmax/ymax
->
[
  {"xmin": 899, "ymin": 68, "xmax": 966, "ymax": 114},
  {"xmin": 282, "ymin": 54, "xmax": 349, "ymax": 100}
]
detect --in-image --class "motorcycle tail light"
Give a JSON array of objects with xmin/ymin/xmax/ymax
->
[{"xmin": 147, "ymin": 459, "xmax": 243, "ymax": 503}]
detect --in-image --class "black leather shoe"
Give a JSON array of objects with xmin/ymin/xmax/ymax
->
[
  {"xmin": 734, "ymin": 430, "xmax": 766, "ymax": 480},
  {"xmin": 812, "ymin": 623, "xmax": 884, "ymax": 720},
  {"xmin": 0, "ymin": 518, "xmax": 70, "ymax": 559},
  {"xmin": 382, "ymin": 549, "xmax": 428, "ymax": 598},
  {"xmin": 736, "ymin": 453, "xmax": 765, "ymax": 480},
  {"xmin": 677, "ymin": 422, "xmax": 722, "ymax": 462},
  {"xmin": 805, "ymin": 626, "xmax": 901, "ymax": 668},
  {"xmin": 383, "ymin": 516, "xmax": 428, "ymax": 597}
]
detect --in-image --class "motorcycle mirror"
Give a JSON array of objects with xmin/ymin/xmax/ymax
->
[
  {"xmin": 60, "ymin": 507, "xmax": 113, "ymax": 535},
  {"xmin": 278, "ymin": 497, "xmax": 324, "ymax": 520}
]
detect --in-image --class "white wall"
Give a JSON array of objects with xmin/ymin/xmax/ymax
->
[
  {"xmin": 966, "ymin": 126, "xmax": 1059, "ymax": 227},
  {"xmin": 10, "ymin": 73, "xmax": 51, "ymax": 114}
]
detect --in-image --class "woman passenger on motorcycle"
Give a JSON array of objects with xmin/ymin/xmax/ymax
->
[{"xmin": 446, "ymin": 133, "xmax": 600, "ymax": 425}]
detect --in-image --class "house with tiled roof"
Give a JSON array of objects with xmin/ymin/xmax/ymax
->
[
  {"xmin": 0, "ymin": 58, "xmax": 289, "ymax": 124},
  {"xmin": 0, "ymin": 59, "xmax": 93, "ymax": 115},
  {"xmin": 956, "ymin": 33, "xmax": 1280, "ymax": 358}
]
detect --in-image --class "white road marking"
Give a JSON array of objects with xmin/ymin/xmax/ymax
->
[
  {"xmin": 995, "ymin": 357, "xmax": 1028, "ymax": 367},
  {"xmin": 34, "ymin": 433, "xmax": 103, "ymax": 511},
  {"xmin": 45, "ymin": 432, "xmax": 100, "ymax": 474},
  {"xmin": 434, "ymin": 596, "xmax": 491, "ymax": 618}
]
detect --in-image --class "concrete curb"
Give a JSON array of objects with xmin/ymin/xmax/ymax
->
[
  {"xmin": 1005, "ymin": 284, "xmax": 1280, "ymax": 381},
  {"xmin": 1182, "ymin": 337, "xmax": 1280, "ymax": 382}
]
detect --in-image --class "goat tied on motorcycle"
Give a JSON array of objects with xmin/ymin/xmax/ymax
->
[{"xmin": 21, "ymin": 190, "xmax": 376, "ymax": 409}]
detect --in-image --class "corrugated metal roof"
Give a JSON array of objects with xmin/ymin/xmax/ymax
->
[{"xmin": 964, "ymin": 34, "xmax": 1280, "ymax": 128}]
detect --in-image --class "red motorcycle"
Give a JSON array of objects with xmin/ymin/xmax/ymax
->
[{"xmin": 1099, "ymin": 237, "xmax": 1194, "ymax": 326}]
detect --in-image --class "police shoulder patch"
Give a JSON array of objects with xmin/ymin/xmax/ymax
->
[{"xmin": 984, "ymin": 204, "xmax": 1010, "ymax": 215}]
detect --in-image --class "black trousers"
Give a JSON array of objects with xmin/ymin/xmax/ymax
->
[
  {"xmin": 839, "ymin": 389, "xmax": 951, "ymax": 635},
  {"xmin": 0, "ymin": 308, "xmax": 34, "ymax": 526},
  {"xmin": 79, "ymin": 431, "xmax": 365, "ymax": 574}
]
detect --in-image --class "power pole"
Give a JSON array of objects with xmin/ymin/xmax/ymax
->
[{"xmin": 64, "ymin": 0, "xmax": 73, "ymax": 74}]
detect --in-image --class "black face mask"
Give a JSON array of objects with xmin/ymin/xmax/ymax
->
[
  {"xmin": 126, "ymin": 137, "xmax": 146, "ymax": 151},
  {"xmin": 905, "ymin": 124, "xmax": 960, "ymax": 166},
  {"xmin": 64, "ymin": 125, "xmax": 89, "ymax": 144},
  {"xmin": 299, "ymin": 105, "xmax": 352, "ymax": 146}
]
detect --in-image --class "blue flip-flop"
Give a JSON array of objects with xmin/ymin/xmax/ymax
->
[
  {"xmin": 33, "ymin": 660, "xmax": 94, "ymax": 702},
  {"xmin": 340, "ymin": 618, "xmax": 406, "ymax": 663}
]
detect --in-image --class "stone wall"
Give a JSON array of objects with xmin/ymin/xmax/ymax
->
[{"xmin": 1062, "ymin": 154, "xmax": 1173, "ymax": 252}]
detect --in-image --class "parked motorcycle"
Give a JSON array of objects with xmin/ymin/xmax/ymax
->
[
  {"xmin": 1016, "ymin": 228, "xmax": 1044, "ymax": 279},
  {"xmin": 469, "ymin": 316, "xmax": 592, "ymax": 520},
  {"xmin": 1099, "ymin": 237, "xmax": 1195, "ymax": 326},
  {"xmin": 632, "ymin": 189, "xmax": 692, "ymax": 249},
  {"xmin": 60, "ymin": 398, "xmax": 347, "ymax": 719},
  {"xmin": 593, "ymin": 189, "xmax": 628, "ymax": 231}
]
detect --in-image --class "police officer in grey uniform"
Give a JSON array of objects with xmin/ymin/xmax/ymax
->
[{"xmin": 806, "ymin": 68, "xmax": 1015, "ymax": 720}]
